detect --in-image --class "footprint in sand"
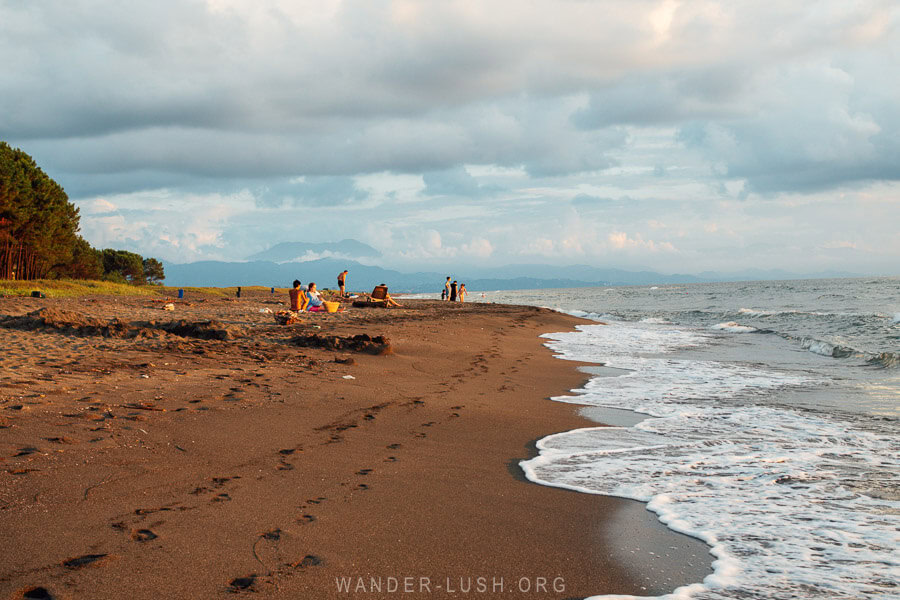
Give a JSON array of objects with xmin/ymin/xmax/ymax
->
[
  {"xmin": 20, "ymin": 587, "xmax": 57, "ymax": 600},
  {"xmin": 356, "ymin": 468, "xmax": 373, "ymax": 476},
  {"xmin": 131, "ymin": 529, "xmax": 158, "ymax": 542},
  {"xmin": 229, "ymin": 575, "xmax": 256, "ymax": 592},
  {"xmin": 298, "ymin": 514, "xmax": 317, "ymax": 524},
  {"xmin": 384, "ymin": 456, "xmax": 398, "ymax": 463},
  {"xmin": 62, "ymin": 554, "xmax": 108, "ymax": 569},
  {"xmin": 293, "ymin": 555, "xmax": 324, "ymax": 568},
  {"xmin": 386, "ymin": 443, "xmax": 402, "ymax": 450},
  {"xmin": 212, "ymin": 493, "xmax": 231, "ymax": 502}
]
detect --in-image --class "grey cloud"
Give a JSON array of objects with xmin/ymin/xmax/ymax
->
[
  {"xmin": 267, "ymin": 176, "xmax": 368, "ymax": 208},
  {"xmin": 573, "ymin": 68, "xmax": 751, "ymax": 129},
  {"xmin": 13, "ymin": 92, "xmax": 628, "ymax": 183},
  {"xmin": 422, "ymin": 167, "xmax": 488, "ymax": 197}
]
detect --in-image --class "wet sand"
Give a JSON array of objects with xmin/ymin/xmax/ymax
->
[{"xmin": 0, "ymin": 290, "xmax": 711, "ymax": 599}]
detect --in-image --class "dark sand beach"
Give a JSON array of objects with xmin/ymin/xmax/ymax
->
[{"xmin": 0, "ymin": 290, "xmax": 711, "ymax": 599}]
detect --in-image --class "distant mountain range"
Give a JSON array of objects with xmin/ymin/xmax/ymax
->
[{"xmin": 163, "ymin": 253, "xmax": 862, "ymax": 292}]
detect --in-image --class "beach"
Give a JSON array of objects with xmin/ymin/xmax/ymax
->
[{"xmin": 0, "ymin": 290, "xmax": 712, "ymax": 599}]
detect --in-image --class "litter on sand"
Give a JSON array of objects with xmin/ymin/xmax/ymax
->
[{"xmin": 342, "ymin": 375, "xmax": 356, "ymax": 380}]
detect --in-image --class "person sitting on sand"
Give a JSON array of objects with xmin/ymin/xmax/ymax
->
[
  {"xmin": 288, "ymin": 280, "xmax": 306, "ymax": 311},
  {"xmin": 372, "ymin": 284, "xmax": 403, "ymax": 307},
  {"xmin": 306, "ymin": 282, "xmax": 325, "ymax": 311},
  {"xmin": 458, "ymin": 283, "xmax": 467, "ymax": 302}
]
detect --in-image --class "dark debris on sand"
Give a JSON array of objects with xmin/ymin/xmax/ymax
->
[
  {"xmin": 0, "ymin": 308, "xmax": 236, "ymax": 340},
  {"xmin": 290, "ymin": 333, "xmax": 392, "ymax": 355}
]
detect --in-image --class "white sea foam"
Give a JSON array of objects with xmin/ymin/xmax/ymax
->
[
  {"xmin": 710, "ymin": 321, "xmax": 757, "ymax": 333},
  {"xmin": 641, "ymin": 317, "xmax": 672, "ymax": 324},
  {"xmin": 893, "ymin": 312, "xmax": 900, "ymax": 324},
  {"xmin": 525, "ymin": 321, "xmax": 900, "ymax": 600}
]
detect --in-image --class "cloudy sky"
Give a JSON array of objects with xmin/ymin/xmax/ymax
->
[{"xmin": 2, "ymin": 0, "xmax": 898, "ymax": 275}]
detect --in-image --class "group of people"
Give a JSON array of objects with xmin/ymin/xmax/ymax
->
[
  {"xmin": 288, "ymin": 269, "xmax": 477, "ymax": 311},
  {"xmin": 441, "ymin": 277, "xmax": 467, "ymax": 302},
  {"xmin": 289, "ymin": 280, "xmax": 327, "ymax": 312},
  {"xmin": 286, "ymin": 270, "xmax": 349, "ymax": 312},
  {"xmin": 289, "ymin": 269, "xmax": 402, "ymax": 312}
]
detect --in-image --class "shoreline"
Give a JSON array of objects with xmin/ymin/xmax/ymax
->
[{"xmin": 0, "ymin": 293, "xmax": 711, "ymax": 599}]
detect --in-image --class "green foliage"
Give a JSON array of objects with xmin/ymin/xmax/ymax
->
[
  {"xmin": 142, "ymin": 257, "xmax": 165, "ymax": 284},
  {"xmin": 54, "ymin": 236, "xmax": 103, "ymax": 280},
  {"xmin": 101, "ymin": 248, "xmax": 145, "ymax": 283},
  {"xmin": 0, "ymin": 141, "xmax": 166, "ymax": 284},
  {"xmin": 0, "ymin": 141, "xmax": 79, "ymax": 279}
]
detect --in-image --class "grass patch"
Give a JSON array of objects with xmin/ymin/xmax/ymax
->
[
  {"xmin": 0, "ymin": 279, "xmax": 167, "ymax": 298},
  {"xmin": 157, "ymin": 285, "xmax": 290, "ymax": 298},
  {"xmin": 1, "ymin": 281, "xmax": 300, "ymax": 299}
]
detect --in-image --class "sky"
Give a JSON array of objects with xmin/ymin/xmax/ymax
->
[{"xmin": 2, "ymin": 0, "xmax": 898, "ymax": 275}]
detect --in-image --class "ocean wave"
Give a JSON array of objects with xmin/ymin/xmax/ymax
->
[
  {"xmin": 893, "ymin": 313, "xmax": 900, "ymax": 324},
  {"xmin": 736, "ymin": 307, "xmax": 873, "ymax": 318},
  {"xmin": 532, "ymin": 321, "xmax": 900, "ymax": 600},
  {"xmin": 711, "ymin": 321, "xmax": 757, "ymax": 333},
  {"xmin": 867, "ymin": 352, "xmax": 900, "ymax": 369},
  {"xmin": 800, "ymin": 337, "xmax": 860, "ymax": 359},
  {"xmin": 564, "ymin": 309, "xmax": 618, "ymax": 322}
]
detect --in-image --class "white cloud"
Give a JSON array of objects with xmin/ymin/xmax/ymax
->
[
  {"xmin": 607, "ymin": 231, "xmax": 676, "ymax": 252},
  {"xmin": 461, "ymin": 238, "xmax": 494, "ymax": 258}
]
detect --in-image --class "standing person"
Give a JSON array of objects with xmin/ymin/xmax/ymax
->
[
  {"xmin": 288, "ymin": 280, "xmax": 304, "ymax": 311},
  {"xmin": 442, "ymin": 276, "xmax": 451, "ymax": 300},
  {"xmin": 337, "ymin": 270, "xmax": 348, "ymax": 297},
  {"xmin": 458, "ymin": 283, "xmax": 467, "ymax": 302},
  {"xmin": 449, "ymin": 280, "xmax": 458, "ymax": 302}
]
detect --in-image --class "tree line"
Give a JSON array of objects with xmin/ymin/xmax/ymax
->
[{"xmin": 0, "ymin": 141, "xmax": 164, "ymax": 284}]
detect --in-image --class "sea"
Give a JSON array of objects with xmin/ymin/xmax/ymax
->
[{"xmin": 428, "ymin": 278, "xmax": 900, "ymax": 599}]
